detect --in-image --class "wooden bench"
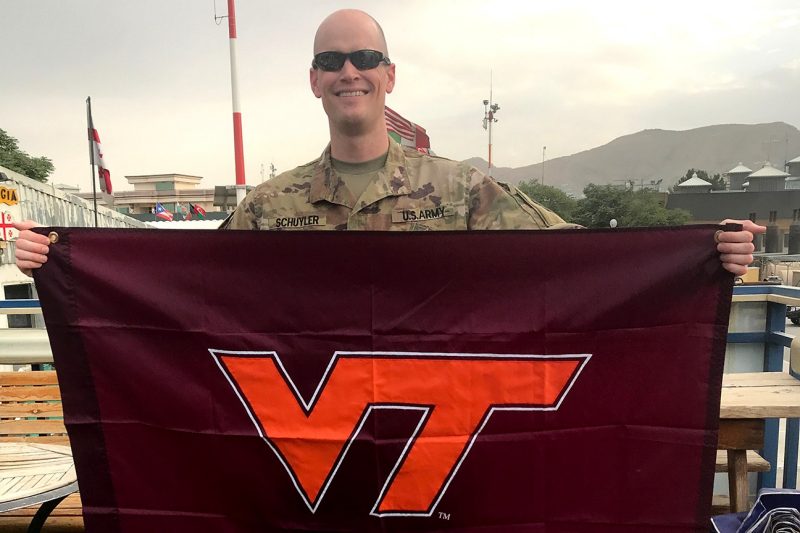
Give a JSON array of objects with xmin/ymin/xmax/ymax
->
[
  {"xmin": 0, "ymin": 371, "xmax": 82, "ymax": 532},
  {"xmin": 718, "ymin": 372, "xmax": 800, "ymax": 512},
  {"xmin": 714, "ymin": 449, "xmax": 771, "ymax": 474},
  {"xmin": 712, "ymin": 449, "xmax": 771, "ymax": 513}
]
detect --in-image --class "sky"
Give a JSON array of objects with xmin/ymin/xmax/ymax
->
[{"xmin": 1, "ymin": 0, "xmax": 799, "ymax": 191}]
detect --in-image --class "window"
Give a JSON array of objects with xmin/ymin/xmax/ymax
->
[{"xmin": 4, "ymin": 283, "xmax": 34, "ymax": 328}]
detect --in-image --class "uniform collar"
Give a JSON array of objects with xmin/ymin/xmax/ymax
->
[{"xmin": 308, "ymin": 138, "xmax": 412, "ymax": 210}]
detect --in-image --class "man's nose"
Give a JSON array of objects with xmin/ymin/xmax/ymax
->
[{"xmin": 338, "ymin": 58, "xmax": 360, "ymax": 79}]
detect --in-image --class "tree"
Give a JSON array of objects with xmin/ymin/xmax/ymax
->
[
  {"xmin": 571, "ymin": 183, "xmax": 690, "ymax": 228},
  {"xmin": 517, "ymin": 180, "xmax": 577, "ymax": 222},
  {"xmin": 0, "ymin": 128, "xmax": 54, "ymax": 182},
  {"xmin": 673, "ymin": 168, "xmax": 726, "ymax": 191}
]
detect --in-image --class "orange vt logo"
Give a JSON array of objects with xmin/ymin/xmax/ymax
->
[{"xmin": 211, "ymin": 350, "xmax": 590, "ymax": 517}]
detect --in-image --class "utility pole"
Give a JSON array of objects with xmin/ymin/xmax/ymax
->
[
  {"xmin": 482, "ymin": 72, "xmax": 500, "ymax": 176},
  {"xmin": 785, "ymin": 132, "xmax": 790, "ymax": 172},
  {"xmin": 541, "ymin": 146, "xmax": 546, "ymax": 186},
  {"xmin": 762, "ymin": 137, "xmax": 781, "ymax": 166}
]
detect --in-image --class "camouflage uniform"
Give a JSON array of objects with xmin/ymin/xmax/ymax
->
[{"xmin": 223, "ymin": 138, "xmax": 572, "ymax": 231}]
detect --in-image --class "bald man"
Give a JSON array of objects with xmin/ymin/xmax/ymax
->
[
  {"xmin": 220, "ymin": 9, "xmax": 573, "ymax": 233},
  {"xmin": 15, "ymin": 9, "xmax": 762, "ymax": 275}
]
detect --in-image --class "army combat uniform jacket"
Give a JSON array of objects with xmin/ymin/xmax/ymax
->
[{"xmin": 223, "ymin": 139, "xmax": 570, "ymax": 231}]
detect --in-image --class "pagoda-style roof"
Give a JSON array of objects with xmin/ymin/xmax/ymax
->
[
  {"xmin": 789, "ymin": 155, "xmax": 800, "ymax": 164},
  {"xmin": 748, "ymin": 163, "xmax": 789, "ymax": 178},
  {"xmin": 678, "ymin": 176, "xmax": 712, "ymax": 187},
  {"xmin": 726, "ymin": 162, "xmax": 752, "ymax": 175}
]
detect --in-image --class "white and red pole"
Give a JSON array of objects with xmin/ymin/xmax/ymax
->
[
  {"xmin": 487, "ymin": 79, "xmax": 493, "ymax": 176},
  {"xmin": 227, "ymin": 0, "xmax": 247, "ymax": 204},
  {"xmin": 482, "ymin": 72, "xmax": 499, "ymax": 178}
]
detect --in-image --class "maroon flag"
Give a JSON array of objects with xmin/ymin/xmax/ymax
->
[{"xmin": 34, "ymin": 227, "xmax": 732, "ymax": 532}]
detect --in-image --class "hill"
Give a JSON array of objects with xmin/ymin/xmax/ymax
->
[{"xmin": 463, "ymin": 122, "xmax": 800, "ymax": 194}]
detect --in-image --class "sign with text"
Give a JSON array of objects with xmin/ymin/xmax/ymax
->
[
  {"xmin": 35, "ymin": 227, "xmax": 732, "ymax": 532},
  {"xmin": 0, "ymin": 185, "xmax": 19, "ymax": 206}
]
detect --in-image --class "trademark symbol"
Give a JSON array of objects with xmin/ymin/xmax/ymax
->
[{"xmin": 438, "ymin": 511, "xmax": 451, "ymax": 520}]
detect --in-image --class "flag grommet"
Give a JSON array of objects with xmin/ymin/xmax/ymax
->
[
  {"xmin": 48, "ymin": 232, "xmax": 59, "ymax": 244},
  {"xmin": 714, "ymin": 230, "xmax": 723, "ymax": 244}
]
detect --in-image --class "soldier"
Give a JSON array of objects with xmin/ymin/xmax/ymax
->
[
  {"xmin": 222, "ymin": 9, "xmax": 573, "ymax": 233},
  {"xmin": 15, "ymin": 9, "xmax": 762, "ymax": 274}
]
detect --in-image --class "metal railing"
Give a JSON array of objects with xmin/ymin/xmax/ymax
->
[{"xmin": 0, "ymin": 299, "xmax": 50, "ymax": 364}]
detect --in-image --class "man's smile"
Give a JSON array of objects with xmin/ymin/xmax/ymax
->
[{"xmin": 335, "ymin": 89, "xmax": 368, "ymax": 97}]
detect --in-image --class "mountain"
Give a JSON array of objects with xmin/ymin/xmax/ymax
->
[{"xmin": 463, "ymin": 122, "xmax": 800, "ymax": 194}]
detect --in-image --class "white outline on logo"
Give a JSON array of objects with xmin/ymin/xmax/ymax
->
[{"xmin": 210, "ymin": 350, "xmax": 591, "ymax": 517}]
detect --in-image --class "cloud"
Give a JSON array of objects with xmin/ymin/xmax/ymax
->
[{"xmin": 1, "ymin": 0, "xmax": 799, "ymax": 188}]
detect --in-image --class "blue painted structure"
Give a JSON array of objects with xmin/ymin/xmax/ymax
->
[
  {"xmin": 0, "ymin": 299, "xmax": 41, "ymax": 311},
  {"xmin": 730, "ymin": 284, "xmax": 800, "ymax": 490}
]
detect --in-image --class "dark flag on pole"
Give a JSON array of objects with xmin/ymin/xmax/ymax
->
[
  {"xmin": 190, "ymin": 203, "xmax": 206, "ymax": 219},
  {"xmin": 86, "ymin": 98, "xmax": 113, "ymax": 194},
  {"xmin": 34, "ymin": 227, "xmax": 733, "ymax": 532}
]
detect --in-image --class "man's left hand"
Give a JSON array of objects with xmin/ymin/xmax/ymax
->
[{"xmin": 717, "ymin": 219, "xmax": 766, "ymax": 276}]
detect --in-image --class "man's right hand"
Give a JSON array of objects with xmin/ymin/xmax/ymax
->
[{"xmin": 13, "ymin": 220, "xmax": 48, "ymax": 277}]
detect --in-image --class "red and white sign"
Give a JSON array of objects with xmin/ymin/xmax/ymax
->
[{"xmin": 0, "ymin": 212, "xmax": 17, "ymax": 241}]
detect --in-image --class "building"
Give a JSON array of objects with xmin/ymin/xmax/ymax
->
[
  {"xmin": 113, "ymin": 174, "xmax": 213, "ymax": 215},
  {"xmin": 76, "ymin": 173, "xmax": 252, "ymax": 222},
  {"xmin": 745, "ymin": 163, "xmax": 790, "ymax": 192},
  {"xmin": 77, "ymin": 173, "xmax": 212, "ymax": 215},
  {"xmin": 0, "ymin": 164, "xmax": 146, "ymax": 330},
  {"xmin": 666, "ymin": 156, "xmax": 800, "ymax": 251},
  {"xmin": 726, "ymin": 163, "xmax": 753, "ymax": 191},
  {"xmin": 788, "ymin": 155, "xmax": 800, "ymax": 179}
]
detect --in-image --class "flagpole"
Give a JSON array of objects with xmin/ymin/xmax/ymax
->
[
  {"xmin": 226, "ymin": 0, "xmax": 247, "ymax": 204},
  {"xmin": 86, "ymin": 97, "xmax": 99, "ymax": 227}
]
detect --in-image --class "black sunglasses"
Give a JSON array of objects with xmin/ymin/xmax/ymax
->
[{"xmin": 312, "ymin": 50, "xmax": 391, "ymax": 72}]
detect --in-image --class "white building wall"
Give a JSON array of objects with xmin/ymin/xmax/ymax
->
[{"xmin": 0, "ymin": 165, "xmax": 148, "ymax": 358}]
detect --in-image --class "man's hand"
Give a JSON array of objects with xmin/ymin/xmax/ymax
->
[
  {"xmin": 13, "ymin": 220, "xmax": 48, "ymax": 277},
  {"xmin": 717, "ymin": 219, "xmax": 765, "ymax": 276}
]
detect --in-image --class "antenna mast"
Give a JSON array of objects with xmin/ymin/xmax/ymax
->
[{"xmin": 482, "ymin": 71, "xmax": 500, "ymax": 177}]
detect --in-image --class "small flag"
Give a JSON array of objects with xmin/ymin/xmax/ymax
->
[
  {"xmin": 385, "ymin": 106, "xmax": 431, "ymax": 153},
  {"xmin": 155, "ymin": 203, "xmax": 173, "ymax": 221},
  {"xmin": 86, "ymin": 98, "xmax": 113, "ymax": 194},
  {"xmin": 0, "ymin": 212, "xmax": 17, "ymax": 241},
  {"xmin": 177, "ymin": 203, "xmax": 191, "ymax": 221},
  {"xmin": 190, "ymin": 204, "xmax": 206, "ymax": 219}
]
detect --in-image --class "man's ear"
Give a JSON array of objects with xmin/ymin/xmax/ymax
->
[
  {"xmin": 310, "ymin": 68, "xmax": 322, "ymax": 98},
  {"xmin": 385, "ymin": 63, "xmax": 396, "ymax": 94}
]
